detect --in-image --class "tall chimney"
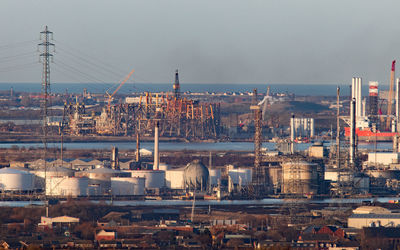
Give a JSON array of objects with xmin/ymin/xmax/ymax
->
[
  {"xmin": 396, "ymin": 78, "xmax": 400, "ymax": 132},
  {"xmin": 350, "ymin": 98, "xmax": 356, "ymax": 165},
  {"xmin": 153, "ymin": 121, "xmax": 159, "ymax": 170},
  {"xmin": 136, "ymin": 132, "xmax": 140, "ymax": 162},
  {"xmin": 290, "ymin": 114, "xmax": 295, "ymax": 154}
]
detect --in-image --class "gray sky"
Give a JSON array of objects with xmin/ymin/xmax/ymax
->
[{"xmin": 0, "ymin": 0, "xmax": 400, "ymax": 85}]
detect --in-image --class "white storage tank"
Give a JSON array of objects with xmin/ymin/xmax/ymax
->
[
  {"xmin": 209, "ymin": 168, "xmax": 221, "ymax": 186},
  {"xmin": 75, "ymin": 167, "xmax": 130, "ymax": 194},
  {"xmin": 31, "ymin": 166, "xmax": 75, "ymax": 189},
  {"xmin": 127, "ymin": 170, "xmax": 165, "ymax": 189},
  {"xmin": 111, "ymin": 177, "xmax": 145, "ymax": 196},
  {"xmin": 46, "ymin": 177, "xmax": 89, "ymax": 197},
  {"xmin": 228, "ymin": 168, "xmax": 252, "ymax": 185},
  {"xmin": 158, "ymin": 163, "xmax": 170, "ymax": 171},
  {"xmin": 165, "ymin": 168, "xmax": 185, "ymax": 189},
  {"xmin": 0, "ymin": 168, "xmax": 34, "ymax": 191}
]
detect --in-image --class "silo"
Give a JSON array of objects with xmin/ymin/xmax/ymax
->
[
  {"xmin": 209, "ymin": 168, "xmax": 221, "ymax": 186},
  {"xmin": 282, "ymin": 161, "xmax": 318, "ymax": 194},
  {"xmin": 0, "ymin": 168, "xmax": 34, "ymax": 191},
  {"xmin": 111, "ymin": 177, "xmax": 145, "ymax": 196},
  {"xmin": 127, "ymin": 170, "xmax": 165, "ymax": 189},
  {"xmin": 75, "ymin": 167, "xmax": 130, "ymax": 194},
  {"xmin": 46, "ymin": 177, "xmax": 89, "ymax": 197}
]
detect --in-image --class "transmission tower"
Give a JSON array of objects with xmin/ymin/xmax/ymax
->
[{"xmin": 38, "ymin": 26, "xmax": 54, "ymax": 150}]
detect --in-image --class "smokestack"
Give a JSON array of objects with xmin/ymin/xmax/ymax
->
[
  {"xmin": 153, "ymin": 121, "xmax": 159, "ymax": 170},
  {"xmin": 369, "ymin": 81, "xmax": 379, "ymax": 124},
  {"xmin": 396, "ymin": 78, "xmax": 400, "ymax": 132},
  {"xmin": 290, "ymin": 114, "xmax": 295, "ymax": 154},
  {"xmin": 136, "ymin": 132, "xmax": 140, "ymax": 162},
  {"xmin": 111, "ymin": 146, "xmax": 119, "ymax": 169},
  {"xmin": 173, "ymin": 69, "xmax": 180, "ymax": 99},
  {"xmin": 350, "ymin": 98, "xmax": 356, "ymax": 165}
]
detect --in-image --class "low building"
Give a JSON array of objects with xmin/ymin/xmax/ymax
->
[
  {"xmin": 96, "ymin": 230, "xmax": 116, "ymax": 241},
  {"xmin": 39, "ymin": 216, "xmax": 80, "ymax": 229}
]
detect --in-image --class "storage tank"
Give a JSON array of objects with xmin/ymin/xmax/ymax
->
[
  {"xmin": 127, "ymin": 170, "xmax": 165, "ymax": 189},
  {"xmin": 158, "ymin": 163, "xmax": 170, "ymax": 171},
  {"xmin": 165, "ymin": 168, "xmax": 185, "ymax": 189},
  {"xmin": 282, "ymin": 161, "xmax": 319, "ymax": 194},
  {"xmin": 209, "ymin": 168, "xmax": 221, "ymax": 186},
  {"xmin": 75, "ymin": 167, "xmax": 129, "ymax": 194},
  {"xmin": 228, "ymin": 168, "xmax": 252, "ymax": 185},
  {"xmin": 111, "ymin": 177, "xmax": 145, "ymax": 196},
  {"xmin": 184, "ymin": 160, "xmax": 209, "ymax": 191},
  {"xmin": 31, "ymin": 166, "xmax": 75, "ymax": 189},
  {"xmin": 0, "ymin": 168, "xmax": 34, "ymax": 191},
  {"xmin": 46, "ymin": 177, "xmax": 89, "ymax": 197}
]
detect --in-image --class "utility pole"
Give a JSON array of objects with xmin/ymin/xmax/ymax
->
[{"xmin": 39, "ymin": 26, "xmax": 54, "ymax": 215}]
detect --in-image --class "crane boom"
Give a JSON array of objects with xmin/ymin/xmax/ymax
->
[
  {"xmin": 107, "ymin": 69, "xmax": 135, "ymax": 110},
  {"xmin": 387, "ymin": 60, "xmax": 396, "ymax": 130}
]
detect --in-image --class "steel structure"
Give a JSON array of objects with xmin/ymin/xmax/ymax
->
[
  {"xmin": 39, "ymin": 26, "xmax": 54, "ymax": 149},
  {"xmin": 62, "ymin": 93, "xmax": 221, "ymax": 140}
]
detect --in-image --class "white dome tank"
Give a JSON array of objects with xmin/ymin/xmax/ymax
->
[
  {"xmin": 46, "ymin": 177, "xmax": 89, "ymax": 197},
  {"xmin": 0, "ymin": 168, "xmax": 34, "ymax": 191},
  {"xmin": 111, "ymin": 177, "xmax": 145, "ymax": 196},
  {"xmin": 209, "ymin": 168, "xmax": 221, "ymax": 186},
  {"xmin": 127, "ymin": 170, "xmax": 165, "ymax": 189}
]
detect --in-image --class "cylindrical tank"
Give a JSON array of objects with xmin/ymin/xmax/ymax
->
[
  {"xmin": 268, "ymin": 166, "xmax": 282, "ymax": 191},
  {"xmin": 282, "ymin": 161, "xmax": 318, "ymax": 194},
  {"xmin": 0, "ymin": 168, "xmax": 34, "ymax": 191},
  {"xmin": 209, "ymin": 168, "xmax": 221, "ymax": 186},
  {"xmin": 111, "ymin": 177, "xmax": 145, "ymax": 196},
  {"xmin": 31, "ymin": 166, "xmax": 75, "ymax": 189},
  {"xmin": 46, "ymin": 177, "xmax": 89, "ymax": 197},
  {"xmin": 165, "ymin": 169, "xmax": 185, "ymax": 189},
  {"xmin": 127, "ymin": 170, "xmax": 165, "ymax": 189},
  {"xmin": 75, "ymin": 167, "xmax": 129, "ymax": 194},
  {"xmin": 158, "ymin": 163, "xmax": 170, "ymax": 171}
]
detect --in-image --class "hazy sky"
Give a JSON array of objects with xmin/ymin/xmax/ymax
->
[{"xmin": 0, "ymin": 0, "xmax": 400, "ymax": 86}]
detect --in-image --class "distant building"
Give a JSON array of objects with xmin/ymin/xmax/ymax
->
[{"xmin": 348, "ymin": 206, "xmax": 400, "ymax": 228}]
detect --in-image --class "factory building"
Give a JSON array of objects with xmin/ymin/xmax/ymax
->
[{"xmin": 348, "ymin": 206, "xmax": 400, "ymax": 229}]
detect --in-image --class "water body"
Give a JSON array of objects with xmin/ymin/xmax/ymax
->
[
  {"xmin": 0, "ymin": 83, "xmax": 366, "ymax": 96},
  {"xmin": 0, "ymin": 197, "xmax": 398, "ymax": 207},
  {"xmin": 0, "ymin": 141, "xmax": 309, "ymax": 151},
  {"xmin": 0, "ymin": 141, "xmax": 392, "ymax": 151}
]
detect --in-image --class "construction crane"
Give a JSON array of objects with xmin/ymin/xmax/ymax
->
[
  {"xmin": 386, "ymin": 60, "xmax": 396, "ymax": 130},
  {"xmin": 106, "ymin": 69, "xmax": 135, "ymax": 111}
]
